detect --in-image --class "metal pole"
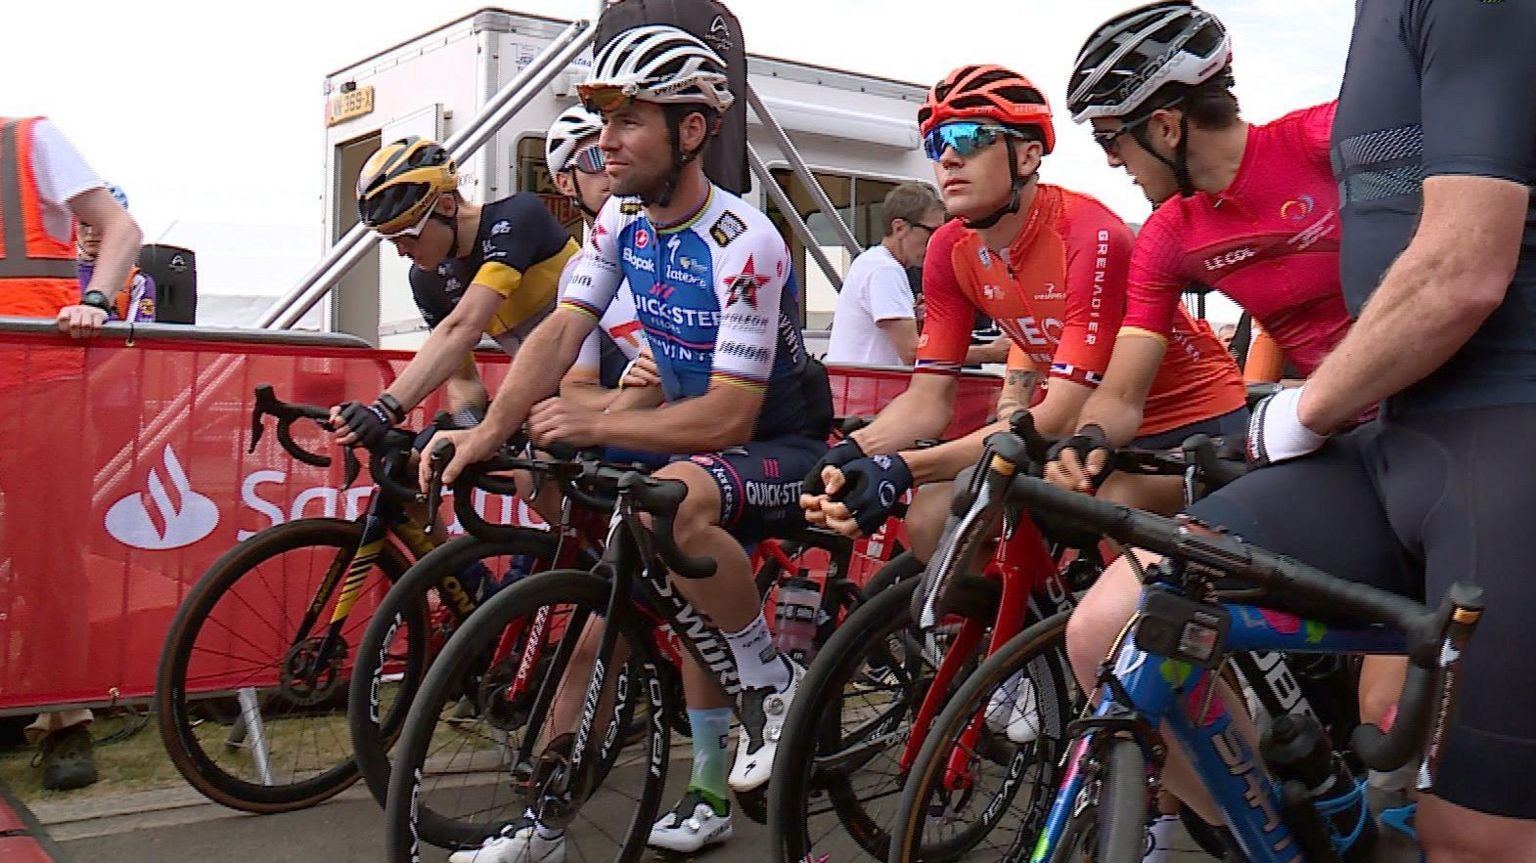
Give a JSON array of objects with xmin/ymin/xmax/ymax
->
[
  {"xmin": 749, "ymin": 143, "xmax": 842, "ymax": 291},
  {"xmin": 746, "ymin": 83, "xmax": 861, "ymax": 257},
  {"xmin": 260, "ymin": 20, "xmax": 596, "ymax": 329}
]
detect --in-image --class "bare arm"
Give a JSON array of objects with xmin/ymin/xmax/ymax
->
[
  {"xmin": 1072, "ymin": 334, "xmax": 1166, "ymax": 446},
  {"xmin": 847, "ymin": 372, "xmax": 957, "ymax": 456},
  {"xmin": 1299, "ymin": 176, "xmax": 1526, "ymax": 432},
  {"xmin": 559, "ymin": 367, "xmax": 620, "ymax": 411},
  {"xmin": 593, "ymin": 384, "xmax": 761, "ymax": 453},
  {"xmin": 964, "ymin": 335, "xmax": 1011, "ymax": 366},
  {"xmin": 69, "ymin": 188, "xmax": 141, "ymax": 304},
  {"xmin": 875, "ymin": 317, "xmax": 919, "ymax": 365},
  {"xmin": 902, "ymin": 368, "xmax": 1033, "ymax": 484},
  {"xmin": 444, "ymin": 355, "xmax": 489, "ymax": 414},
  {"xmin": 480, "ymin": 309, "xmax": 595, "ymax": 440},
  {"xmin": 384, "ymin": 285, "xmax": 505, "ymax": 411}
]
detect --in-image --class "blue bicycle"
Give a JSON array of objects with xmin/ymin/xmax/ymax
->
[{"xmin": 890, "ymin": 430, "xmax": 1482, "ymax": 862}]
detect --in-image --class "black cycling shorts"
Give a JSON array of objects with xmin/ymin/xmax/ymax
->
[
  {"xmin": 677, "ymin": 435, "xmax": 827, "ymax": 544},
  {"xmin": 1132, "ymin": 407, "xmax": 1249, "ymax": 450},
  {"xmin": 1188, "ymin": 404, "xmax": 1536, "ymax": 818}
]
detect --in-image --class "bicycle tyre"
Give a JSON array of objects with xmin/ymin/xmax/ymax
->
[
  {"xmin": 156, "ymin": 517, "xmax": 413, "ymax": 812},
  {"xmin": 383, "ymin": 569, "xmax": 670, "ymax": 861},
  {"xmin": 890, "ymin": 611, "xmax": 1081, "ymax": 863},
  {"xmin": 348, "ymin": 530, "xmax": 555, "ymax": 816},
  {"xmin": 1093, "ymin": 737, "xmax": 1150, "ymax": 862}
]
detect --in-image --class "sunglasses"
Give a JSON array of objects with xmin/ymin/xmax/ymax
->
[
  {"xmin": 572, "ymin": 144, "xmax": 606, "ymax": 175},
  {"xmin": 922, "ymin": 122, "xmax": 1027, "ymax": 161},
  {"xmin": 1090, "ymin": 113, "xmax": 1156, "ymax": 157},
  {"xmin": 378, "ymin": 205, "xmax": 435, "ymax": 240},
  {"xmin": 577, "ymin": 82, "xmax": 639, "ymax": 115}
]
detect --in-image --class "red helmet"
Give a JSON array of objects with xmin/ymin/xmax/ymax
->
[{"xmin": 918, "ymin": 65, "xmax": 1056, "ymax": 154}]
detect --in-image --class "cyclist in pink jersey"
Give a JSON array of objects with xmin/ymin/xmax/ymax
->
[
  {"xmin": 1047, "ymin": 7, "xmax": 1350, "ymax": 490},
  {"xmin": 1044, "ymin": 5, "xmax": 1373, "ymax": 858}
]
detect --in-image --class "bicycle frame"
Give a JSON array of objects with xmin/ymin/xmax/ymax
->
[
  {"xmin": 902, "ymin": 491, "xmax": 1089, "ymax": 787},
  {"xmin": 1032, "ymin": 581, "xmax": 1410, "ymax": 863}
]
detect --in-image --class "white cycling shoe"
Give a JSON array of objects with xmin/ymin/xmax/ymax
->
[
  {"xmin": 728, "ymin": 658, "xmax": 804, "ymax": 792},
  {"xmin": 448, "ymin": 823, "xmax": 565, "ymax": 863},
  {"xmin": 647, "ymin": 789, "xmax": 733, "ymax": 853}
]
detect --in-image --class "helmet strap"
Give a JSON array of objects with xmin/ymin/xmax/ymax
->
[
  {"xmin": 642, "ymin": 107, "xmax": 715, "ymax": 208},
  {"xmin": 432, "ymin": 206, "xmax": 461, "ymax": 258},
  {"xmin": 964, "ymin": 137, "xmax": 1031, "ymax": 231},
  {"xmin": 567, "ymin": 170, "xmax": 601, "ymax": 220},
  {"xmin": 1131, "ymin": 111, "xmax": 1198, "ymax": 198}
]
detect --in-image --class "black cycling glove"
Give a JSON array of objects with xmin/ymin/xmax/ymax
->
[
  {"xmin": 802, "ymin": 437, "xmax": 866, "ymax": 495},
  {"xmin": 337, "ymin": 399, "xmax": 395, "ymax": 451},
  {"xmin": 1046, "ymin": 424, "xmax": 1113, "ymax": 486},
  {"xmin": 829, "ymin": 454, "xmax": 913, "ymax": 536}
]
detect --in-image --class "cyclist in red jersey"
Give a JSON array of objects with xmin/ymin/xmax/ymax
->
[{"xmin": 800, "ymin": 65, "xmax": 1245, "ymax": 555}]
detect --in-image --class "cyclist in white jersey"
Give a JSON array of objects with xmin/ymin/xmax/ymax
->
[{"xmin": 429, "ymin": 26, "xmax": 832, "ymax": 862}]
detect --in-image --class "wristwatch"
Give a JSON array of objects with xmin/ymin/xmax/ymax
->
[{"xmin": 81, "ymin": 290, "xmax": 113, "ymax": 314}]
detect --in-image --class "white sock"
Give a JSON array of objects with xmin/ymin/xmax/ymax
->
[
  {"xmin": 723, "ymin": 613, "xmax": 791, "ymax": 690},
  {"xmin": 1144, "ymin": 814, "xmax": 1179, "ymax": 863}
]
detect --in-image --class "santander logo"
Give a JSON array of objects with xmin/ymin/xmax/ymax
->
[{"xmin": 105, "ymin": 446, "xmax": 220, "ymax": 550}]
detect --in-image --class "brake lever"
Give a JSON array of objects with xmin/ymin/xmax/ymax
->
[
  {"xmin": 342, "ymin": 448, "xmax": 362, "ymax": 490},
  {"xmin": 425, "ymin": 439, "xmax": 454, "ymax": 536}
]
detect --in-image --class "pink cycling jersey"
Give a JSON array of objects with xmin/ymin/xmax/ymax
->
[{"xmin": 1122, "ymin": 102, "xmax": 1350, "ymax": 377}]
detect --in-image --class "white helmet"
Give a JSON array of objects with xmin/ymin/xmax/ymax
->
[
  {"xmin": 545, "ymin": 103, "xmax": 604, "ymax": 174},
  {"xmin": 1067, "ymin": 1, "xmax": 1232, "ymax": 124},
  {"xmin": 582, "ymin": 24, "xmax": 734, "ymax": 112}
]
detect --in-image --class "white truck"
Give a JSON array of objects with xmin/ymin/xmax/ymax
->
[{"xmin": 318, "ymin": 7, "xmax": 934, "ymax": 349}]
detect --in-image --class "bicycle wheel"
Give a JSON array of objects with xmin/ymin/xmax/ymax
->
[
  {"xmin": 770, "ymin": 562, "xmax": 969, "ymax": 863},
  {"xmin": 156, "ymin": 517, "xmax": 414, "ymax": 812},
  {"xmin": 1049, "ymin": 738, "xmax": 1150, "ymax": 863},
  {"xmin": 348, "ymin": 530, "xmax": 556, "ymax": 816},
  {"xmin": 890, "ymin": 611, "xmax": 1084, "ymax": 863},
  {"xmin": 384, "ymin": 569, "xmax": 672, "ymax": 861}
]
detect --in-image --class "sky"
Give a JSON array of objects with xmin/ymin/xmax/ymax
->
[{"xmin": 6, "ymin": 0, "xmax": 1355, "ymax": 317}]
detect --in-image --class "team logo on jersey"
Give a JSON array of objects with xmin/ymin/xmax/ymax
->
[
  {"xmin": 619, "ymin": 200, "xmax": 644, "ymax": 216},
  {"xmin": 445, "ymin": 277, "xmax": 462, "ymax": 293},
  {"xmin": 723, "ymin": 255, "xmax": 771, "ymax": 309},
  {"xmin": 635, "ymin": 229, "xmax": 651, "ymax": 249},
  {"xmin": 1280, "ymin": 195, "xmax": 1315, "ymax": 222},
  {"xmin": 490, "ymin": 219, "xmax": 512, "ymax": 235},
  {"xmin": 710, "ymin": 212, "xmax": 747, "ymax": 247},
  {"xmin": 978, "ymin": 247, "xmax": 992, "ymax": 268}
]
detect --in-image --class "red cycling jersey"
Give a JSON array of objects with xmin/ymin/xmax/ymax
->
[
  {"xmin": 918, "ymin": 183, "xmax": 1244, "ymax": 437},
  {"xmin": 1123, "ymin": 102, "xmax": 1350, "ymax": 377}
]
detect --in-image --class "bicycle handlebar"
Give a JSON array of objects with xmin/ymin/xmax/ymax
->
[
  {"xmin": 1004, "ymin": 470, "xmax": 1483, "ymax": 773},
  {"xmin": 619, "ymin": 472, "xmax": 717, "ymax": 580},
  {"xmin": 250, "ymin": 384, "xmax": 336, "ymax": 469}
]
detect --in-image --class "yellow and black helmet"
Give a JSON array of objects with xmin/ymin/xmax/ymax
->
[{"xmin": 356, "ymin": 137, "xmax": 458, "ymax": 235}]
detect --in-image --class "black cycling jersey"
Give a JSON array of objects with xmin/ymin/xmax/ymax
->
[
  {"xmin": 1332, "ymin": 0, "xmax": 1536, "ymax": 414},
  {"xmin": 408, "ymin": 193, "xmax": 578, "ymax": 350}
]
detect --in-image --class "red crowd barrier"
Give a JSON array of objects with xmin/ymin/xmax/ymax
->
[{"xmin": 0, "ymin": 322, "xmax": 1000, "ymax": 713}]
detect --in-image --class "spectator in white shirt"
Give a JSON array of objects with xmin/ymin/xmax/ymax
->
[{"xmin": 825, "ymin": 183, "xmax": 943, "ymax": 366}]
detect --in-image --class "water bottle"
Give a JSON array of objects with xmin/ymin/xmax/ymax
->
[
  {"xmin": 773, "ymin": 576, "xmax": 822, "ymax": 664},
  {"xmin": 1261, "ymin": 714, "xmax": 1377, "ymax": 863}
]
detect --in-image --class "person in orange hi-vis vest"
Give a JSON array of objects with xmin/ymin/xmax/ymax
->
[{"xmin": 0, "ymin": 115, "xmax": 143, "ymax": 792}]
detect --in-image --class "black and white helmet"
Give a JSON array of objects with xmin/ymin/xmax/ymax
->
[
  {"xmin": 545, "ymin": 104, "xmax": 603, "ymax": 174},
  {"xmin": 1067, "ymin": 1, "xmax": 1232, "ymax": 124},
  {"xmin": 583, "ymin": 24, "xmax": 734, "ymax": 112}
]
